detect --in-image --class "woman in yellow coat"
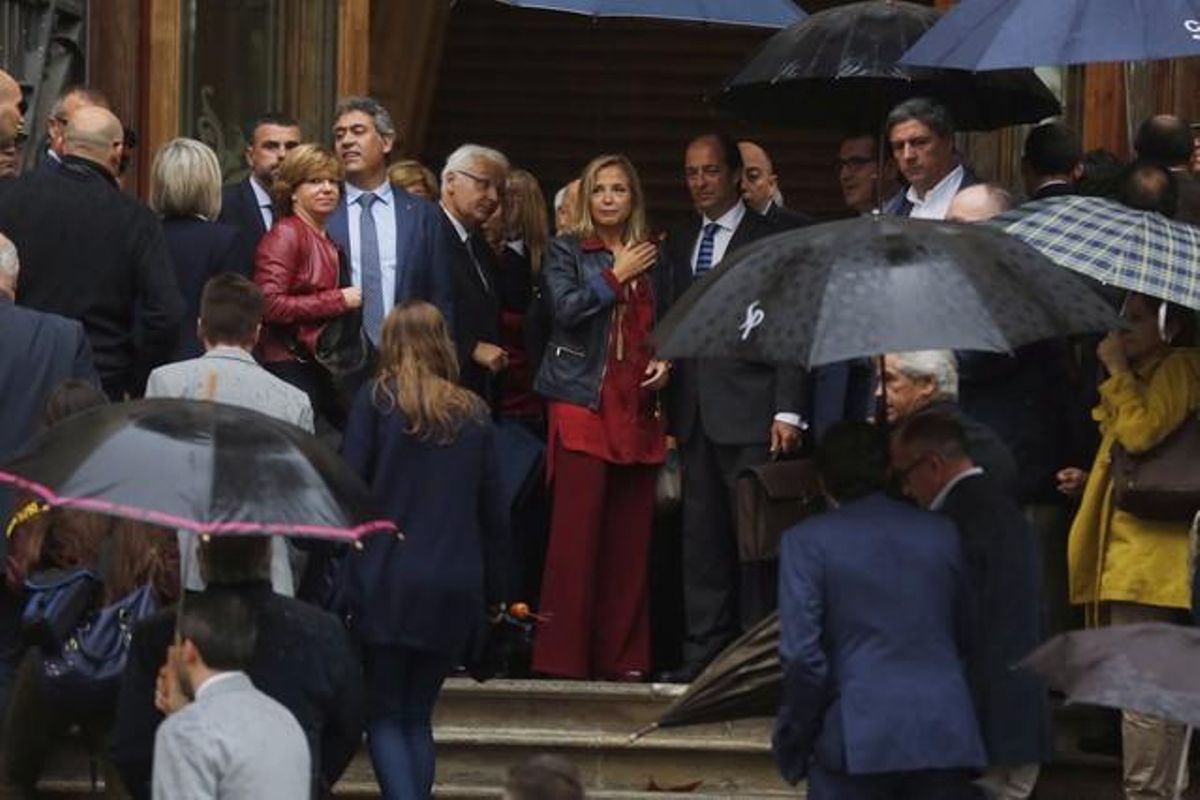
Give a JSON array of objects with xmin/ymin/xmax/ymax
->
[{"xmin": 1059, "ymin": 291, "xmax": 1200, "ymax": 800}]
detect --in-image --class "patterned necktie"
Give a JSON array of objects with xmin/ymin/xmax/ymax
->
[
  {"xmin": 694, "ymin": 222, "xmax": 721, "ymax": 274},
  {"xmin": 357, "ymin": 192, "xmax": 384, "ymax": 344}
]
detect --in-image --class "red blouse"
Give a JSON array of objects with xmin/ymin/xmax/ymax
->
[{"xmin": 548, "ymin": 238, "xmax": 666, "ymax": 472}]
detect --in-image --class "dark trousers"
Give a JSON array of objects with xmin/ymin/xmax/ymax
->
[
  {"xmin": 808, "ymin": 762, "xmax": 981, "ymax": 800},
  {"xmin": 680, "ymin": 432, "xmax": 769, "ymax": 668},
  {"xmin": 263, "ymin": 359, "xmax": 345, "ymax": 433},
  {"xmin": 531, "ymin": 444, "xmax": 655, "ymax": 679},
  {"xmin": 362, "ymin": 645, "xmax": 454, "ymax": 800}
]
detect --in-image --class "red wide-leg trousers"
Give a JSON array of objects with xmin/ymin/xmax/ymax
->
[{"xmin": 531, "ymin": 443, "xmax": 656, "ymax": 679}]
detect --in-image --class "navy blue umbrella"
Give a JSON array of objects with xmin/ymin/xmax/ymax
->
[
  {"xmin": 495, "ymin": 0, "xmax": 804, "ymax": 28},
  {"xmin": 900, "ymin": 0, "xmax": 1200, "ymax": 70}
]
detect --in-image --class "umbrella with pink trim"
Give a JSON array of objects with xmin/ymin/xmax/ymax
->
[{"xmin": 0, "ymin": 398, "xmax": 395, "ymax": 541}]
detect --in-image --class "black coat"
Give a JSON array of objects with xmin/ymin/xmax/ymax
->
[
  {"xmin": 110, "ymin": 581, "xmax": 365, "ymax": 800},
  {"xmin": 440, "ymin": 211, "xmax": 500, "ymax": 404},
  {"xmin": 660, "ymin": 206, "xmax": 807, "ymax": 444},
  {"xmin": 218, "ymin": 178, "xmax": 269, "ymax": 277},
  {"xmin": 1030, "ymin": 180, "xmax": 1076, "ymax": 200},
  {"xmin": 161, "ymin": 216, "xmax": 242, "ymax": 361},
  {"xmin": 938, "ymin": 472, "xmax": 1052, "ymax": 767},
  {"xmin": 915, "ymin": 399, "xmax": 1019, "ymax": 499},
  {"xmin": 0, "ymin": 156, "xmax": 183, "ymax": 398},
  {"xmin": 764, "ymin": 201, "xmax": 813, "ymax": 229}
]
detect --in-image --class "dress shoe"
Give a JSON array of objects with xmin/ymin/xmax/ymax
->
[
  {"xmin": 654, "ymin": 663, "xmax": 702, "ymax": 684},
  {"xmin": 604, "ymin": 669, "xmax": 646, "ymax": 683}
]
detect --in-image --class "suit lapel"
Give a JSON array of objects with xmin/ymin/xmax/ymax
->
[
  {"xmin": 241, "ymin": 180, "xmax": 268, "ymax": 235},
  {"xmin": 327, "ymin": 199, "xmax": 350, "ymax": 253},
  {"xmin": 392, "ymin": 194, "xmax": 414, "ymax": 302}
]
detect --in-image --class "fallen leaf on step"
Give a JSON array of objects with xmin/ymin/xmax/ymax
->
[{"xmin": 645, "ymin": 778, "xmax": 704, "ymax": 792}]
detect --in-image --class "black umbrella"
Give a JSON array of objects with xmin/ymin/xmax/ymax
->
[
  {"xmin": 654, "ymin": 215, "xmax": 1122, "ymax": 367},
  {"xmin": 714, "ymin": 0, "xmax": 1061, "ymax": 131},
  {"xmin": 633, "ymin": 611, "xmax": 782, "ymax": 740},
  {"xmin": 0, "ymin": 398, "xmax": 393, "ymax": 541},
  {"xmin": 1021, "ymin": 623, "xmax": 1200, "ymax": 727}
]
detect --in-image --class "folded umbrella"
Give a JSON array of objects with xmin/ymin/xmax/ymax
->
[
  {"xmin": 654, "ymin": 214, "xmax": 1122, "ymax": 367},
  {"xmin": 495, "ymin": 0, "xmax": 804, "ymax": 28},
  {"xmin": 714, "ymin": 0, "xmax": 1061, "ymax": 131},
  {"xmin": 0, "ymin": 398, "xmax": 393, "ymax": 540},
  {"xmin": 900, "ymin": 0, "xmax": 1200, "ymax": 70},
  {"xmin": 992, "ymin": 195, "xmax": 1200, "ymax": 311},
  {"xmin": 1021, "ymin": 622, "xmax": 1200, "ymax": 727}
]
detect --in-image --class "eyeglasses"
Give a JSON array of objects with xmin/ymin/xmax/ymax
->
[
  {"xmin": 837, "ymin": 156, "xmax": 874, "ymax": 171},
  {"xmin": 454, "ymin": 168, "xmax": 502, "ymax": 195}
]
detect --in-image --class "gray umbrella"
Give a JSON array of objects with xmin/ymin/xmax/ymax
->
[{"xmin": 654, "ymin": 215, "xmax": 1122, "ymax": 367}]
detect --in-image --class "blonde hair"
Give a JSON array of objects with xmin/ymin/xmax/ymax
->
[
  {"xmin": 388, "ymin": 159, "xmax": 439, "ymax": 199},
  {"xmin": 372, "ymin": 300, "xmax": 487, "ymax": 444},
  {"xmin": 151, "ymin": 138, "xmax": 223, "ymax": 220},
  {"xmin": 270, "ymin": 143, "xmax": 342, "ymax": 217},
  {"xmin": 573, "ymin": 154, "xmax": 648, "ymax": 244},
  {"xmin": 505, "ymin": 168, "xmax": 550, "ymax": 274}
]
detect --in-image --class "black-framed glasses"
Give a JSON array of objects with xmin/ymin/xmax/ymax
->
[{"xmin": 454, "ymin": 168, "xmax": 501, "ymax": 194}]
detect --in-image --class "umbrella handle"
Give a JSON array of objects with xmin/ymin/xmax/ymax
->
[{"xmin": 627, "ymin": 721, "xmax": 659, "ymax": 744}]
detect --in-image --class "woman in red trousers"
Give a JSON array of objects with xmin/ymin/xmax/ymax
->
[{"xmin": 531, "ymin": 154, "xmax": 669, "ymax": 681}]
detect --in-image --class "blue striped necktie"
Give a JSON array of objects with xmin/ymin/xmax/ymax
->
[
  {"xmin": 357, "ymin": 192, "xmax": 384, "ymax": 344},
  {"xmin": 694, "ymin": 222, "xmax": 721, "ymax": 274}
]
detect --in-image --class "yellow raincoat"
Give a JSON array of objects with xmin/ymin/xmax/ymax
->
[{"xmin": 1067, "ymin": 347, "xmax": 1200, "ymax": 613}]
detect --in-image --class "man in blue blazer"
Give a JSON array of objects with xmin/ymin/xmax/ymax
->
[
  {"xmin": 773, "ymin": 422, "xmax": 985, "ymax": 798},
  {"xmin": 218, "ymin": 113, "xmax": 301, "ymax": 276},
  {"xmin": 327, "ymin": 97, "xmax": 454, "ymax": 345}
]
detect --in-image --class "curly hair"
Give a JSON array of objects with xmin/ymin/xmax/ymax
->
[{"xmin": 270, "ymin": 142, "xmax": 342, "ymax": 217}]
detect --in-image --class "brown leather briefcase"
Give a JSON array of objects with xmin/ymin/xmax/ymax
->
[{"xmin": 735, "ymin": 459, "xmax": 824, "ymax": 562}]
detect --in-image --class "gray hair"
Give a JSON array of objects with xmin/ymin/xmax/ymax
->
[
  {"xmin": 553, "ymin": 184, "xmax": 569, "ymax": 212},
  {"xmin": 334, "ymin": 96, "xmax": 396, "ymax": 139},
  {"xmin": 0, "ymin": 234, "xmax": 18, "ymax": 283},
  {"xmin": 150, "ymin": 137, "xmax": 223, "ymax": 220},
  {"xmin": 891, "ymin": 350, "xmax": 959, "ymax": 400},
  {"xmin": 886, "ymin": 97, "xmax": 956, "ymax": 140},
  {"xmin": 441, "ymin": 143, "xmax": 510, "ymax": 183}
]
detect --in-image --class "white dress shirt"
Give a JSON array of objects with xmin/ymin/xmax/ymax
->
[
  {"xmin": 906, "ymin": 164, "xmax": 966, "ymax": 221},
  {"xmin": 929, "ymin": 465, "xmax": 985, "ymax": 511},
  {"xmin": 345, "ymin": 181, "xmax": 399, "ymax": 316},
  {"xmin": 249, "ymin": 176, "xmax": 274, "ymax": 230}
]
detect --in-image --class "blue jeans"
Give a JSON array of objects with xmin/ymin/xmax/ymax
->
[{"xmin": 363, "ymin": 645, "xmax": 454, "ymax": 800}]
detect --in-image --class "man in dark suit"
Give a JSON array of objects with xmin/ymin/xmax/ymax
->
[
  {"xmin": 774, "ymin": 422, "xmax": 985, "ymax": 796},
  {"xmin": 892, "ymin": 413, "xmax": 1050, "ymax": 800},
  {"xmin": 882, "ymin": 98, "xmax": 981, "ymax": 219},
  {"xmin": 327, "ymin": 97, "xmax": 455, "ymax": 344},
  {"xmin": 1134, "ymin": 114, "xmax": 1200, "ymax": 226},
  {"xmin": 217, "ymin": 113, "xmax": 301, "ymax": 276},
  {"xmin": 38, "ymin": 86, "xmax": 110, "ymax": 173},
  {"xmin": 437, "ymin": 143, "xmax": 509, "ymax": 404},
  {"xmin": 0, "ymin": 106, "xmax": 182, "ymax": 399},
  {"xmin": 1020, "ymin": 121, "xmax": 1082, "ymax": 201},
  {"xmin": 111, "ymin": 536, "xmax": 365, "ymax": 800},
  {"xmin": 737, "ymin": 140, "xmax": 811, "ymax": 228},
  {"xmin": 659, "ymin": 132, "xmax": 806, "ymax": 682},
  {"xmin": 881, "ymin": 350, "xmax": 1019, "ymax": 498}
]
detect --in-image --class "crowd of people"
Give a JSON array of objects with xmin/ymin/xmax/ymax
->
[{"xmin": 1, "ymin": 64, "xmax": 1200, "ymax": 799}]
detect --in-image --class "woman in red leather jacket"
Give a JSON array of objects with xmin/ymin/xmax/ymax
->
[{"xmin": 254, "ymin": 143, "xmax": 362, "ymax": 427}]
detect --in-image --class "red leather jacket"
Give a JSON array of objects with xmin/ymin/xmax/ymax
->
[{"xmin": 254, "ymin": 215, "xmax": 348, "ymax": 364}]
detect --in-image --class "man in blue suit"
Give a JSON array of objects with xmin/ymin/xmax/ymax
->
[
  {"xmin": 774, "ymin": 422, "xmax": 985, "ymax": 798},
  {"xmin": 326, "ymin": 97, "xmax": 454, "ymax": 345}
]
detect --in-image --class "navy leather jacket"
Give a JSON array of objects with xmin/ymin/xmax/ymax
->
[{"xmin": 533, "ymin": 235, "xmax": 665, "ymax": 409}]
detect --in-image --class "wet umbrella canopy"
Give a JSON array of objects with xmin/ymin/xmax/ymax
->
[
  {"xmin": 0, "ymin": 398, "xmax": 393, "ymax": 540},
  {"xmin": 654, "ymin": 215, "xmax": 1122, "ymax": 368}
]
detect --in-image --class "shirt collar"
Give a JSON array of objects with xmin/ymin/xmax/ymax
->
[
  {"xmin": 248, "ymin": 176, "xmax": 272, "ymax": 207},
  {"xmin": 702, "ymin": 200, "xmax": 746, "ymax": 232},
  {"xmin": 202, "ymin": 345, "xmax": 256, "ymax": 363},
  {"xmin": 440, "ymin": 202, "xmax": 470, "ymax": 243},
  {"xmin": 929, "ymin": 465, "xmax": 985, "ymax": 511},
  {"xmin": 345, "ymin": 180, "xmax": 393, "ymax": 207},
  {"xmin": 194, "ymin": 670, "xmax": 245, "ymax": 699},
  {"xmin": 905, "ymin": 163, "xmax": 965, "ymax": 208}
]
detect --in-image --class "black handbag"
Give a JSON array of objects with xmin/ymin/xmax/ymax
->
[
  {"xmin": 21, "ymin": 569, "xmax": 100, "ymax": 650},
  {"xmin": 1111, "ymin": 413, "xmax": 1200, "ymax": 522},
  {"xmin": 314, "ymin": 250, "xmax": 372, "ymax": 379},
  {"xmin": 41, "ymin": 583, "xmax": 158, "ymax": 714}
]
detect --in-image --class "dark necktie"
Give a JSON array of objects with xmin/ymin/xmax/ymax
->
[
  {"xmin": 466, "ymin": 233, "xmax": 491, "ymax": 292},
  {"xmin": 357, "ymin": 193, "xmax": 384, "ymax": 343},
  {"xmin": 694, "ymin": 222, "xmax": 721, "ymax": 274}
]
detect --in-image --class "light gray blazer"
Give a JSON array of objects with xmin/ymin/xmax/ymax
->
[
  {"xmin": 145, "ymin": 346, "xmax": 316, "ymax": 596},
  {"xmin": 152, "ymin": 671, "xmax": 311, "ymax": 800}
]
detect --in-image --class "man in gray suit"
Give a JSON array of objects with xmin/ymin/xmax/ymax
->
[
  {"xmin": 152, "ymin": 592, "xmax": 310, "ymax": 799},
  {"xmin": 145, "ymin": 273, "xmax": 313, "ymax": 595}
]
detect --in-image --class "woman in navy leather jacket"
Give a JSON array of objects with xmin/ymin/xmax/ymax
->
[{"xmin": 530, "ymin": 154, "xmax": 669, "ymax": 681}]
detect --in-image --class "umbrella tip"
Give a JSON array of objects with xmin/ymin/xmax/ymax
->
[
  {"xmin": 627, "ymin": 722, "xmax": 658, "ymax": 744},
  {"xmin": 353, "ymin": 540, "xmax": 365, "ymax": 551}
]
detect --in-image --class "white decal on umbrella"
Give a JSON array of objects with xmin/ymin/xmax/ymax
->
[
  {"xmin": 739, "ymin": 300, "xmax": 766, "ymax": 341},
  {"xmin": 1187, "ymin": 19, "xmax": 1200, "ymax": 40}
]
